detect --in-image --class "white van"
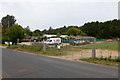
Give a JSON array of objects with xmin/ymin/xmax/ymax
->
[{"xmin": 44, "ymin": 38, "xmax": 61, "ymax": 45}]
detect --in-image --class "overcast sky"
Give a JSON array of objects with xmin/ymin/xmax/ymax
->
[{"xmin": 0, "ymin": 0, "xmax": 119, "ymax": 31}]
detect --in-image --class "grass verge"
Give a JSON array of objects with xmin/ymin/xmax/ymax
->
[
  {"xmin": 80, "ymin": 58, "xmax": 120, "ymax": 67},
  {"xmin": 0, "ymin": 44, "xmax": 8, "ymax": 46},
  {"xmin": 6, "ymin": 45, "xmax": 64, "ymax": 56},
  {"xmin": 7, "ymin": 45, "xmax": 18, "ymax": 49}
]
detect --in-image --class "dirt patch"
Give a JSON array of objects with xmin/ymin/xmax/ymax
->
[{"xmin": 48, "ymin": 49, "xmax": 118, "ymax": 61}]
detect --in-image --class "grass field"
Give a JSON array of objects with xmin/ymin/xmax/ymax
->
[{"xmin": 81, "ymin": 41, "xmax": 119, "ymax": 50}]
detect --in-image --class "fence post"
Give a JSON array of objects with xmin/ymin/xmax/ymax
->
[
  {"xmin": 92, "ymin": 47, "xmax": 95, "ymax": 58},
  {"xmin": 72, "ymin": 46, "xmax": 73, "ymax": 60},
  {"xmin": 64, "ymin": 46, "xmax": 65, "ymax": 57},
  {"xmin": 92, "ymin": 38, "xmax": 96, "ymax": 58},
  {"xmin": 43, "ymin": 39, "xmax": 46, "ymax": 53}
]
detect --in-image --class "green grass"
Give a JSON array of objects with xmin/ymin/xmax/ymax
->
[
  {"xmin": 80, "ymin": 58, "xmax": 120, "ymax": 67},
  {"xmin": 0, "ymin": 44, "xmax": 8, "ymax": 46},
  {"xmin": 45, "ymin": 47, "xmax": 65, "ymax": 56},
  {"xmin": 7, "ymin": 45, "xmax": 18, "ymax": 49},
  {"xmin": 18, "ymin": 45, "xmax": 43, "ymax": 53},
  {"xmin": 81, "ymin": 41, "xmax": 118, "ymax": 50}
]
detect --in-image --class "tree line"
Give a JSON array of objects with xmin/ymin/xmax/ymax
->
[{"xmin": 1, "ymin": 14, "xmax": 120, "ymax": 44}]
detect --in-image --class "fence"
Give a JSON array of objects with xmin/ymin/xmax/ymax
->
[
  {"xmin": 62, "ymin": 39, "xmax": 104, "ymax": 43},
  {"xmin": 43, "ymin": 42, "xmax": 117, "ymax": 60},
  {"xmin": 43, "ymin": 43, "xmax": 94, "ymax": 60}
]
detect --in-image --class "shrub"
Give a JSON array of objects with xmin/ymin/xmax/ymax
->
[
  {"xmin": 7, "ymin": 45, "xmax": 18, "ymax": 49},
  {"xmin": 19, "ymin": 45, "xmax": 43, "ymax": 52},
  {"xmin": 2, "ymin": 36, "xmax": 8, "ymax": 44}
]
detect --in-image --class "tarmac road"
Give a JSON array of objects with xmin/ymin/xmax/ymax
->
[{"xmin": 2, "ymin": 48, "xmax": 118, "ymax": 78}]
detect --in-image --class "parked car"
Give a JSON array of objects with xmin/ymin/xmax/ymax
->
[{"xmin": 85, "ymin": 41, "xmax": 90, "ymax": 44}]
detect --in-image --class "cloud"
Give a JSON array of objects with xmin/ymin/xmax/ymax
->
[
  {"xmin": 0, "ymin": 0, "xmax": 119, "ymax": 3},
  {"xmin": 0, "ymin": 0, "xmax": 118, "ymax": 31}
]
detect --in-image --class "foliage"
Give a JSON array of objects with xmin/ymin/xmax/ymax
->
[
  {"xmin": 19, "ymin": 45, "xmax": 43, "ymax": 53},
  {"xmin": 56, "ymin": 32, "xmax": 61, "ymax": 38},
  {"xmin": 45, "ymin": 27, "xmax": 54, "ymax": 34},
  {"xmin": 36, "ymin": 35, "xmax": 42, "ymax": 41},
  {"xmin": 80, "ymin": 57, "xmax": 120, "ymax": 67},
  {"xmin": 1, "ymin": 15, "xmax": 16, "ymax": 28},
  {"xmin": 80, "ymin": 19, "xmax": 120, "ymax": 39},
  {"xmin": 7, "ymin": 45, "xmax": 18, "ymax": 49},
  {"xmin": 0, "ymin": 43, "xmax": 8, "ymax": 46},
  {"xmin": 9, "ymin": 24, "xmax": 25, "ymax": 44},
  {"xmin": 32, "ymin": 29, "xmax": 43, "ymax": 36},
  {"xmin": 2, "ymin": 36, "xmax": 8, "ymax": 44},
  {"xmin": 67, "ymin": 28, "xmax": 86, "ymax": 36},
  {"xmin": 23, "ymin": 26, "xmax": 32, "ymax": 36},
  {"xmin": 1, "ymin": 14, "xmax": 120, "ymax": 41},
  {"xmin": 40, "ymin": 19, "xmax": 120, "ymax": 39}
]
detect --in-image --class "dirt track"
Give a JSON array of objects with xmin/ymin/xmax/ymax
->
[{"xmin": 50, "ymin": 49, "xmax": 118, "ymax": 60}]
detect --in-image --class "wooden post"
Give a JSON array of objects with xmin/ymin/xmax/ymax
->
[
  {"xmin": 17, "ymin": 39, "xmax": 19, "ymax": 44},
  {"xmin": 92, "ymin": 38, "xmax": 96, "ymax": 58}
]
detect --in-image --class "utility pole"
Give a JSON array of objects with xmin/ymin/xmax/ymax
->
[{"xmin": 8, "ymin": 21, "xmax": 10, "ymax": 47}]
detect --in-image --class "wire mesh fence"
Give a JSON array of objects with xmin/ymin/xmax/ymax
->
[
  {"xmin": 44, "ymin": 43, "xmax": 94, "ymax": 60},
  {"xmin": 28, "ymin": 39, "xmax": 119, "ymax": 60},
  {"xmin": 44, "ymin": 42, "xmax": 118, "ymax": 60}
]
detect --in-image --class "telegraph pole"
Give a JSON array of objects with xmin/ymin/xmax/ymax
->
[{"xmin": 8, "ymin": 21, "xmax": 10, "ymax": 47}]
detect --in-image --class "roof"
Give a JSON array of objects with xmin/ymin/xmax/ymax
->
[
  {"xmin": 43, "ymin": 35, "xmax": 56, "ymax": 38},
  {"xmin": 43, "ymin": 34, "xmax": 68, "ymax": 38},
  {"xmin": 67, "ymin": 36, "xmax": 95, "ymax": 39},
  {"xmin": 60, "ymin": 35, "xmax": 68, "ymax": 38}
]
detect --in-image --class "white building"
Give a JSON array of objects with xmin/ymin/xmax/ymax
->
[{"xmin": 43, "ymin": 34, "xmax": 68, "ymax": 38}]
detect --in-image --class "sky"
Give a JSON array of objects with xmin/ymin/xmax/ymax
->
[
  {"xmin": 118, "ymin": 1, "xmax": 120, "ymax": 19},
  {"xmin": 0, "ymin": 0, "xmax": 119, "ymax": 31}
]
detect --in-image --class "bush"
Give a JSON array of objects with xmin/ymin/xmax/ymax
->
[
  {"xmin": 7, "ymin": 45, "xmax": 18, "ymax": 49},
  {"xmin": 2, "ymin": 36, "xmax": 8, "ymax": 44},
  {"xmin": 19, "ymin": 45, "xmax": 43, "ymax": 52}
]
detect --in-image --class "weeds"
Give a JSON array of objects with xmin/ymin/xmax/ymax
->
[{"xmin": 80, "ymin": 56, "xmax": 120, "ymax": 67}]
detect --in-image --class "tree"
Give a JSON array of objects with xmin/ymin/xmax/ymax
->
[
  {"xmin": 2, "ymin": 26, "xmax": 9, "ymax": 44},
  {"xmin": 1, "ymin": 15, "xmax": 16, "ymax": 28},
  {"xmin": 56, "ymin": 32, "xmax": 61, "ymax": 38},
  {"xmin": 9, "ymin": 24, "xmax": 24, "ymax": 44},
  {"xmin": 80, "ymin": 19, "xmax": 120, "ymax": 39},
  {"xmin": 67, "ymin": 28, "xmax": 86, "ymax": 36},
  {"xmin": 47, "ymin": 26, "xmax": 53, "ymax": 34},
  {"xmin": 1, "ymin": 15, "xmax": 16, "ymax": 45},
  {"xmin": 23, "ymin": 26, "xmax": 32, "ymax": 36},
  {"xmin": 36, "ymin": 35, "xmax": 42, "ymax": 41},
  {"xmin": 32, "ymin": 29, "xmax": 42, "ymax": 36}
]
